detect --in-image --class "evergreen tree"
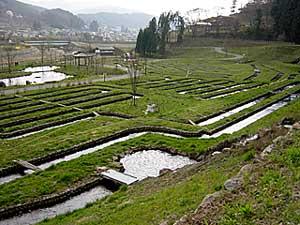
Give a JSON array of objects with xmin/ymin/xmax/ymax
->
[
  {"xmin": 89, "ymin": 20, "xmax": 99, "ymax": 32},
  {"xmin": 135, "ymin": 29, "xmax": 144, "ymax": 55},
  {"xmin": 271, "ymin": 0, "xmax": 299, "ymax": 43},
  {"xmin": 148, "ymin": 17, "xmax": 158, "ymax": 54},
  {"xmin": 254, "ymin": 8, "xmax": 263, "ymax": 39},
  {"xmin": 158, "ymin": 12, "xmax": 171, "ymax": 55},
  {"xmin": 291, "ymin": 1, "xmax": 300, "ymax": 43}
]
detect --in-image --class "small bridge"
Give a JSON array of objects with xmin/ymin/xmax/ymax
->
[
  {"xmin": 13, "ymin": 160, "xmax": 41, "ymax": 171},
  {"xmin": 100, "ymin": 169, "xmax": 138, "ymax": 185}
]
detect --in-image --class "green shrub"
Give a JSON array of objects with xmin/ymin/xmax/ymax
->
[
  {"xmin": 285, "ymin": 147, "xmax": 300, "ymax": 167},
  {"xmin": 239, "ymin": 203, "xmax": 253, "ymax": 218},
  {"xmin": 242, "ymin": 150, "xmax": 255, "ymax": 161}
]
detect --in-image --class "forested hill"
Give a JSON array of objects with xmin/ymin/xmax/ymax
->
[
  {"xmin": 78, "ymin": 12, "xmax": 153, "ymax": 29},
  {"xmin": 0, "ymin": 0, "xmax": 85, "ymax": 30}
]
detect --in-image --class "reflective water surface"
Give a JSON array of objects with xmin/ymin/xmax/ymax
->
[
  {"xmin": 121, "ymin": 150, "xmax": 196, "ymax": 180},
  {"xmin": 0, "ymin": 66, "xmax": 71, "ymax": 87},
  {"xmin": 0, "ymin": 186, "xmax": 111, "ymax": 225}
]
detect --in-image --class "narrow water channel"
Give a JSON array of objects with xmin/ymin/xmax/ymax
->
[
  {"xmin": 0, "ymin": 186, "xmax": 111, "ymax": 225},
  {"xmin": 202, "ymin": 93, "xmax": 300, "ymax": 138},
  {"xmin": 1, "ymin": 92, "xmax": 299, "ymax": 186},
  {"xmin": 0, "ymin": 150, "xmax": 196, "ymax": 225},
  {"xmin": 198, "ymin": 100, "xmax": 261, "ymax": 126},
  {"xmin": 199, "ymin": 84, "xmax": 298, "ymax": 126},
  {"xmin": 0, "ymin": 93, "xmax": 299, "ymax": 224}
]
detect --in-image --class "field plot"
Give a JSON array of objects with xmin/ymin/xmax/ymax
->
[
  {"xmin": 0, "ymin": 84, "xmax": 134, "ymax": 139},
  {"xmin": 0, "ymin": 43, "xmax": 300, "ymax": 225}
]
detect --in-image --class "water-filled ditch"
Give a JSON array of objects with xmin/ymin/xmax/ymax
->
[
  {"xmin": 0, "ymin": 91, "xmax": 299, "ymax": 223},
  {"xmin": 0, "ymin": 150, "xmax": 196, "ymax": 225},
  {"xmin": 0, "ymin": 186, "xmax": 111, "ymax": 225}
]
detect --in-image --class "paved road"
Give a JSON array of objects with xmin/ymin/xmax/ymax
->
[{"xmin": 213, "ymin": 47, "xmax": 244, "ymax": 60}]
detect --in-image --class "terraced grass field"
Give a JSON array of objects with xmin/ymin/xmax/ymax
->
[{"xmin": 0, "ymin": 40, "xmax": 300, "ymax": 225}]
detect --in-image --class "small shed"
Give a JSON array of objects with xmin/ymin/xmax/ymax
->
[
  {"xmin": 74, "ymin": 53, "xmax": 96, "ymax": 66},
  {"xmin": 95, "ymin": 47, "xmax": 115, "ymax": 56}
]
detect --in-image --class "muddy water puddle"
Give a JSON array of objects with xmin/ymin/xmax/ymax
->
[
  {"xmin": 0, "ymin": 66, "xmax": 72, "ymax": 87},
  {"xmin": 120, "ymin": 150, "xmax": 196, "ymax": 180}
]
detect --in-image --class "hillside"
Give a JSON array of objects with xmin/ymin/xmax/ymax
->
[
  {"xmin": 0, "ymin": 0, "xmax": 44, "ymax": 24},
  {"xmin": 0, "ymin": 0, "xmax": 85, "ymax": 30},
  {"xmin": 40, "ymin": 8, "xmax": 85, "ymax": 30},
  {"xmin": 78, "ymin": 12, "xmax": 153, "ymax": 29}
]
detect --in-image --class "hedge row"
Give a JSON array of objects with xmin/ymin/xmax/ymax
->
[
  {"xmin": 0, "ymin": 100, "xmax": 44, "ymax": 113},
  {"xmin": 0, "ymin": 105, "xmax": 59, "ymax": 121},
  {"xmin": 78, "ymin": 95, "xmax": 133, "ymax": 110},
  {"xmin": 0, "ymin": 112, "xmax": 95, "ymax": 139},
  {"xmin": 61, "ymin": 92, "xmax": 125, "ymax": 106},
  {"xmin": 0, "ymin": 108, "xmax": 78, "ymax": 129},
  {"xmin": 0, "ymin": 97, "xmax": 31, "ymax": 108}
]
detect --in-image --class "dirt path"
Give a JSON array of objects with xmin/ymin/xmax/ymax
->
[{"xmin": 213, "ymin": 47, "xmax": 244, "ymax": 60}]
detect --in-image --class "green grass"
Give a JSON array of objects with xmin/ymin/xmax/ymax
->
[
  {"xmin": 55, "ymin": 65, "xmax": 126, "ymax": 80},
  {"xmin": 39, "ymin": 146, "xmax": 251, "ymax": 225},
  {"xmin": 215, "ymin": 130, "xmax": 300, "ymax": 225},
  {"xmin": 0, "ymin": 41, "xmax": 300, "ymax": 224}
]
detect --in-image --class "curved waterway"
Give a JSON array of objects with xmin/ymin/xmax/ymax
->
[
  {"xmin": 0, "ymin": 186, "xmax": 111, "ymax": 225},
  {"xmin": 0, "ymin": 93, "xmax": 299, "ymax": 224},
  {"xmin": 0, "ymin": 150, "xmax": 195, "ymax": 225},
  {"xmin": 1, "ymin": 92, "xmax": 299, "ymax": 186}
]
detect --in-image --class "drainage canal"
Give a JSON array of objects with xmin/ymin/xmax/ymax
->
[
  {"xmin": 209, "ymin": 85, "xmax": 262, "ymax": 99},
  {"xmin": 198, "ymin": 99, "xmax": 262, "ymax": 126},
  {"xmin": 0, "ymin": 93, "xmax": 299, "ymax": 223},
  {"xmin": 0, "ymin": 186, "xmax": 111, "ymax": 225},
  {"xmin": 198, "ymin": 83, "xmax": 298, "ymax": 126},
  {"xmin": 0, "ymin": 133, "xmax": 148, "ymax": 185},
  {"xmin": 1, "ymin": 91, "xmax": 300, "ymax": 186},
  {"xmin": 202, "ymin": 93, "xmax": 300, "ymax": 138},
  {"xmin": 0, "ymin": 151, "xmax": 195, "ymax": 225}
]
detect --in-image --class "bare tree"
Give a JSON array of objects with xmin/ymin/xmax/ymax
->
[
  {"xmin": 0, "ymin": 51, "xmax": 5, "ymax": 72},
  {"xmin": 184, "ymin": 8, "xmax": 209, "ymax": 38},
  {"xmin": 3, "ymin": 44, "xmax": 17, "ymax": 74},
  {"xmin": 127, "ymin": 60, "xmax": 139, "ymax": 106},
  {"xmin": 185, "ymin": 8, "xmax": 202, "ymax": 38},
  {"xmin": 38, "ymin": 43, "xmax": 46, "ymax": 67},
  {"xmin": 143, "ymin": 58, "xmax": 148, "ymax": 76}
]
